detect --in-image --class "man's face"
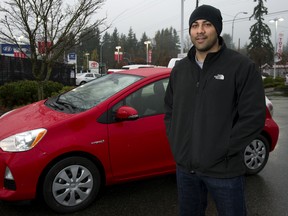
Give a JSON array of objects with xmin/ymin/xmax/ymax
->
[{"xmin": 189, "ymin": 19, "xmax": 219, "ymax": 53}]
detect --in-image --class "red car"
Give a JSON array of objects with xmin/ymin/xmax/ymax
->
[{"xmin": 0, "ymin": 68, "xmax": 279, "ymax": 213}]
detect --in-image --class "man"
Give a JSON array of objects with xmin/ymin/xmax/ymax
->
[{"xmin": 164, "ymin": 5, "xmax": 266, "ymax": 216}]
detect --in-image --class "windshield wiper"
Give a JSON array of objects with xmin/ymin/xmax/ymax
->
[
  {"xmin": 56, "ymin": 100, "xmax": 76, "ymax": 113},
  {"xmin": 49, "ymin": 101, "xmax": 64, "ymax": 111}
]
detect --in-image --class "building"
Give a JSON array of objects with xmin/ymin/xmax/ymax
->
[{"xmin": 261, "ymin": 63, "xmax": 288, "ymax": 77}]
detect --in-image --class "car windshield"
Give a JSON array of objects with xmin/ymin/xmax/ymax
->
[{"xmin": 54, "ymin": 73, "xmax": 142, "ymax": 112}]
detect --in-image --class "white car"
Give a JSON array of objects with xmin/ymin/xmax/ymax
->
[
  {"xmin": 107, "ymin": 65, "xmax": 156, "ymax": 74},
  {"xmin": 75, "ymin": 73, "xmax": 101, "ymax": 85},
  {"xmin": 265, "ymin": 96, "xmax": 274, "ymax": 117},
  {"xmin": 121, "ymin": 64, "xmax": 156, "ymax": 70},
  {"xmin": 167, "ymin": 58, "xmax": 182, "ymax": 68}
]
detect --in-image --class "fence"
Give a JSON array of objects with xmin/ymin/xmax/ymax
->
[{"xmin": 0, "ymin": 55, "xmax": 74, "ymax": 86}]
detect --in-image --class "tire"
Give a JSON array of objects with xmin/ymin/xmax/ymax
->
[
  {"xmin": 244, "ymin": 134, "xmax": 270, "ymax": 175},
  {"xmin": 80, "ymin": 81, "xmax": 86, "ymax": 85},
  {"xmin": 42, "ymin": 157, "xmax": 101, "ymax": 213}
]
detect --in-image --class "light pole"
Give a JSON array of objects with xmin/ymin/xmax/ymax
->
[
  {"xmin": 232, "ymin": 11, "xmax": 248, "ymax": 47},
  {"xmin": 180, "ymin": 0, "xmax": 184, "ymax": 54},
  {"xmin": 269, "ymin": 17, "xmax": 284, "ymax": 79},
  {"xmin": 144, "ymin": 40, "xmax": 151, "ymax": 64},
  {"xmin": 115, "ymin": 46, "xmax": 121, "ymax": 63},
  {"xmin": 85, "ymin": 53, "xmax": 89, "ymax": 71},
  {"xmin": 100, "ymin": 42, "xmax": 105, "ymax": 74}
]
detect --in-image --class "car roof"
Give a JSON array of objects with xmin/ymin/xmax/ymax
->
[
  {"xmin": 77, "ymin": 72, "xmax": 97, "ymax": 76},
  {"xmin": 121, "ymin": 64, "xmax": 156, "ymax": 69},
  {"xmin": 116, "ymin": 67, "xmax": 171, "ymax": 78}
]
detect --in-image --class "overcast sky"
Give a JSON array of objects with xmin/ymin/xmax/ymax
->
[{"xmin": 94, "ymin": 0, "xmax": 288, "ymax": 47}]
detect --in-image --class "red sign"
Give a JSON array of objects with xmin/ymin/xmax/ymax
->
[
  {"xmin": 114, "ymin": 52, "xmax": 123, "ymax": 61},
  {"xmin": 89, "ymin": 61, "xmax": 99, "ymax": 69},
  {"xmin": 148, "ymin": 50, "xmax": 152, "ymax": 63},
  {"xmin": 14, "ymin": 51, "xmax": 26, "ymax": 58},
  {"xmin": 38, "ymin": 41, "xmax": 53, "ymax": 54}
]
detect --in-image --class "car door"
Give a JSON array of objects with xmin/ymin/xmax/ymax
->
[{"xmin": 107, "ymin": 78, "xmax": 175, "ymax": 180}]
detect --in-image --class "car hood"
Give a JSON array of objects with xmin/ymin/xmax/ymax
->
[{"xmin": 0, "ymin": 100, "xmax": 73, "ymax": 139}]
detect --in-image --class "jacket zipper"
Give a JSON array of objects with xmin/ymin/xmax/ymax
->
[{"xmin": 196, "ymin": 67, "xmax": 200, "ymax": 94}]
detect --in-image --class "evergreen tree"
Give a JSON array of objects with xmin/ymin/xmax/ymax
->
[
  {"xmin": 101, "ymin": 31, "xmax": 114, "ymax": 70},
  {"xmin": 77, "ymin": 27, "xmax": 101, "ymax": 70},
  {"xmin": 126, "ymin": 28, "xmax": 138, "ymax": 63},
  {"xmin": 247, "ymin": 0, "xmax": 274, "ymax": 70},
  {"xmin": 153, "ymin": 27, "xmax": 180, "ymax": 66},
  {"xmin": 111, "ymin": 28, "xmax": 121, "ymax": 68}
]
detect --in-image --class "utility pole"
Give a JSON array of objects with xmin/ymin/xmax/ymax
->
[
  {"xmin": 180, "ymin": 0, "xmax": 184, "ymax": 54},
  {"xmin": 196, "ymin": 0, "xmax": 199, "ymax": 8}
]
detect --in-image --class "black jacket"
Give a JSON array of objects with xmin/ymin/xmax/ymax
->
[{"xmin": 164, "ymin": 39, "xmax": 266, "ymax": 178}]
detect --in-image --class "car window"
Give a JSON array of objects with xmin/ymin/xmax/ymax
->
[
  {"xmin": 112, "ymin": 78, "xmax": 169, "ymax": 119},
  {"xmin": 85, "ymin": 74, "xmax": 93, "ymax": 78},
  {"xmin": 55, "ymin": 74, "xmax": 142, "ymax": 112}
]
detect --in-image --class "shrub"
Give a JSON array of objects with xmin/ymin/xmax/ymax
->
[
  {"xmin": 0, "ymin": 80, "xmax": 64, "ymax": 108},
  {"xmin": 50, "ymin": 85, "xmax": 75, "ymax": 97},
  {"xmin": 263, "ymin": 76, "xmax": 285, "ymax": 88},
  {"xmin": 43, "ymin": 81, "xmax": 64, "ymax": 98}
]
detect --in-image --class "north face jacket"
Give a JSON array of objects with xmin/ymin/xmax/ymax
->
[{"xmin": 164, "ymin": 39, "xmax": 266, "ymax": 178}]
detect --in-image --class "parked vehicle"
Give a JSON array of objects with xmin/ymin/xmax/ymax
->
[
  {"xmin": 107, "ymin": 64, "xmax": 156, "ymax": 74},
  {"xmin": 0, "ymin": 68, "xmax": 279, "ymax": 213},
  {"xmin": 121, "ymin": 64, "xmax": 156, "ymax": 70},
  {"xmin": 107, "ymin": 69, "xmax": 124, "ymax": 74},
  {"xmin": 75, "ymin": 72, "xmax": 101, "ymax": 85},
  {"xmin": 167, "ymin": 58, "xmax": 182, "ymax": 68}
]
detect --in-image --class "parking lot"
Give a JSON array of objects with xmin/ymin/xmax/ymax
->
[{"xmin": 0, "ymin": 96, "xmax": 287, "ymax": 216}]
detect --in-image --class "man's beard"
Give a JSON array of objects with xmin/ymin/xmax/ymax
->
[{"xmin": 194, "ymin": 36, "xmax": 218, "ymax": 52}]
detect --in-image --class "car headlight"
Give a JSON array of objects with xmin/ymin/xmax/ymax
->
[{"xmin": 0, "ymin": 128, "xmax": 47, "ymax": 152}]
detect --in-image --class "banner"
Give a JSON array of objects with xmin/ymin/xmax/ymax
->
[
  {"xmin": 148, "ymin": 50, "xmax": 152, "ymax": 63},
  {"xmin": 0, "ymin": 43, "xmax": 30, "ymax": 58},
  {"xmin": 38, "ymin": 41, "xmax": 53, "ymax": 54},
  {"xmin": 276, "ymin": 33, "xmax": 284, "ymax": 62},
  {"xmin": 114, "ymin": 51, "xmax": 123, "ymax": 61}
]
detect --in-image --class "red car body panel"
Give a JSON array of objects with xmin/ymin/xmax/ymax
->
[
  {"xmin": 0, "ymin": 67, "xmax": 279, "ymax": 201},
  {"xmin": 263, "ymin": 108, "xmax": 279, "ymax": 151}
]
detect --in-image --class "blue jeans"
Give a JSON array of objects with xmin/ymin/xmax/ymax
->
[{"xmin": 176, "ymin": 166, "xmax": 247, "ymax": 216}]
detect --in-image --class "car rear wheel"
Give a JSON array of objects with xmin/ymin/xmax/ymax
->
[
  {"xmin": 244, "ymin": 134, "xmax": 270, "ymax": 175},
  {"xmin": 42, "ymin": 156, "xmax": 101, "ymax": 213}
]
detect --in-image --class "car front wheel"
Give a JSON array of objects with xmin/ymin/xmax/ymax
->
[
  {"xmin": 42, "ymin": 156, "xmax": 101, "ymax": 213},
  {"xmin": 244, "ymin": 134, "xmax": 270, "ymax": 175}
]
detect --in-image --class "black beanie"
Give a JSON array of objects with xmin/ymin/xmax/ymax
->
[{"xmin": 189, "ymin": 5, "xmax": 223, "ymax": 36}]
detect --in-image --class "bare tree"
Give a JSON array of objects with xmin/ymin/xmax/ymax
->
[
  {"xmin": 0, "ymin": 0, "xmax": 108, "ymax": 99},
  {"xmin": 183, "ymin": 35, "xmax": 192, "ymax": 53}
]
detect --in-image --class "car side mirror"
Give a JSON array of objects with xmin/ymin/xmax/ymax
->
[{"xmin": 115, "ymin": 106, "xmax": 139, "ymax": 121}]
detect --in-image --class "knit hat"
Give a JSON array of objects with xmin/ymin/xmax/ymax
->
[{"xmin": 189, "ymin": 5, "xmax": 223, "ymax": 36}]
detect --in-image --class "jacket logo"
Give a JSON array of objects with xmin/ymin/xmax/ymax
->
[{"xmin": 214, "ymin": 74, "xmax": 224, "ymax": 80}]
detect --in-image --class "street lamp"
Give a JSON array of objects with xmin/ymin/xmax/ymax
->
[
  {"xmin": 180, "ymin": 0, "xmax": 184, "ymax": 54},
  {"xmin": 115, "ymin": 46, "xmax": 121, "ymax": 63},
  {"xmin": 232, "ymin": 11, "xmax": 248, "ymax": 46},
  {"xmin": 100, "ymin": 42, "xmax": 105, "ymax": 74},
  {"xmin": 269, "ymin": 17, "xmax": 284, "ymax": 79},
  {"xmin": 85, "ymin": 53, "xmax": 89, "ymax": 71},
  {"xmin": 144, "ymin": 40, "xmax": 151, "ymax": 64}
]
